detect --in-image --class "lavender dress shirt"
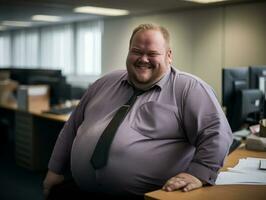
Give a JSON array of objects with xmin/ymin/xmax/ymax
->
[{"xmin": 48, "ymin": 67, "xmax": 233, "ymax": 195}]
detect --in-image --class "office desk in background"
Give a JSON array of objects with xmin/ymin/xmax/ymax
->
[
  {"xmin": 0, "ymin": 103, "xmax": 69, "ymax": 171},
  {"xmin": 145, "ymin": 148, "xmax": 266, "ymax": 200}
]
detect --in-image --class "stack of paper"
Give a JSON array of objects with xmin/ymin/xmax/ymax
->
[
  {"xmin": 233, "ymin": 129, "xmax": 250, "ymax": 139},
  {"xmin": 215, "ymin": 157, "xmax": 266, "ymax": 185}
]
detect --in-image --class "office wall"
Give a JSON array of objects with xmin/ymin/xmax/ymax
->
[
  {"xmin": 102, "ymin": 1, "xmax": 266, "ymax": 102},
  {"xmin": 224, "ymin": 2, "xmax": 266, "ymax": 67}
]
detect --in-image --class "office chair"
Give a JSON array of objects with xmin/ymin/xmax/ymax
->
[{"xmin": 230, "ymin": 89, "xmax": 264, "ymax": 131}]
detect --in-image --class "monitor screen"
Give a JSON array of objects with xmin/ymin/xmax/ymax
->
[
  {"xmin": 249, "ymin": 66, "xmax": 266, "ymax": 118},
  {"xmin": 26, "ymin": 68, "xmax": 62, "ymax": 82},
  {"xmin": 222, "ymin": 67, "xmax": 250, "ymax": 130},
  {"xmin": 259, "ymin": 76, "xmax": 266, "ymax": 95},
  {"xmin": 0, "ymin": 68, "xmax": 62, "ymax": 84},
  {"xmin": 222, "ymin": 67, "xmax": 249, "ymax": 107},
  {"xmin": 230, "ymin": 89, "xmax": 263, "ymax": 131},
  {"xmin": 249, "ymin": 65, "xmax": 266, "ymax": 89}
]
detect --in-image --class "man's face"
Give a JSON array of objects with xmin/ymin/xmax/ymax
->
[{"xmin": 126, "ymin": 29, "xmax": 172, "ymax": 90}]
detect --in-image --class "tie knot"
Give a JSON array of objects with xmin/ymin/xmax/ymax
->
[
  {"xmin": 124, "ymin": 88, "xmax": 146, "ymax": 106},
  {"xmin": 133, "ymin": 88, "xmax": 145, "ymax": 96}
]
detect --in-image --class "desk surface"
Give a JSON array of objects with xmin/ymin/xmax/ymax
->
[
  {"xmin": 145, "ymin": 148, "xmax": 266, "ymax": 200},
  {"xmin": 0, "ymin": 102, "xmax": 69, "ymax": 122}
]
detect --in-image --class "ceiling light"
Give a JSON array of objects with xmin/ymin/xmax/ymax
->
[
  {"xmin": 32, "ymin": 15, "xmax": 62, "ymax": 22},
  {"xmin": 185, "ymin": 0, "xmax": 228, "ymax": 3},
  {"xmin": 2, "ymin": 21, "xmax": 32, "ymax": 27},
  {"xmin": 74, "ymin": 6, "xmax": 129, "ymax": 16}
]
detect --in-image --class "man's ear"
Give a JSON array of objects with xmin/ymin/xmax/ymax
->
[{"xmin": 167, "ymin": 49, "xmax": 173, "ymax": 64}]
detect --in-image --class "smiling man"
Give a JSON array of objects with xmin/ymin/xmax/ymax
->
[
  {"xmin": 126, "ymin": 25, "xmax": 172, "ymax": 90},
  {"xmin": 43, "ymin": 24, "xmax": 233, "ymax": 200}
]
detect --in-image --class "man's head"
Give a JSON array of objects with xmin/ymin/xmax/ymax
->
[{"xmin": 126, "ymin": 24, "xmax": 172, "ymax": 90}]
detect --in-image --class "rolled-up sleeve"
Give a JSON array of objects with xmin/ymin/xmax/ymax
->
[{"xmin": 182, "ymin": 80, "xmax": 233, "ymax": 185}]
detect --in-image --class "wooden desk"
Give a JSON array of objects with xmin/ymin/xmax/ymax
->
[
  {"xmin": 0, "ymin": 103, "xmax": 69, "ymax": 171},
  {"xmin": 32, "ymin": 110, "xmax": 69, "ymax": 122},
  {"xmin": 145, "ymin": 148, "xmax": 266, "ymax": 200},
  {"xmin": 0, "ymin": 102, "xmax": 69, "ymax": 121}
]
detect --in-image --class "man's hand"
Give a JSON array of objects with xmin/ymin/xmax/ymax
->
[
  {"xmin": 162, "ymin": 172, "xmax": 203, "ymax": 192},
  {"xmin": 43, "ymin": 170, "xmax": 64, "ymax": 199}
]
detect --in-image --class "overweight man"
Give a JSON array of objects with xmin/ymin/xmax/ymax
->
[{"xmin": 43, "ymin": 23, "xmax": 233, "ymax": 199}]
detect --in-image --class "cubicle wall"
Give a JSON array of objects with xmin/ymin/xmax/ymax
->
[{"xmin": 0, "ymin": 68, "xmax": 71, "ymax": 106}]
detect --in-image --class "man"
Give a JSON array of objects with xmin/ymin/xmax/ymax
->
[{"xmin": 43, "ymin": 24, "xmax": 233, "ymax": 199}]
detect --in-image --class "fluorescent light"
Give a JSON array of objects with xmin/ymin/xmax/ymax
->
[
  {"xmin": 74, "ymin": 6, "xmax": 129, "ymax": 16},
  {"xmin": 2, "ymin": 21, "xmax": 32, "ymax": 27},
  {"xmin": 185, "ymin": 0, "xmax": 228, "ymax": 3},
  {"xmin": 32, "ymin": 15, "xmax": 62, "ymax": 22}
]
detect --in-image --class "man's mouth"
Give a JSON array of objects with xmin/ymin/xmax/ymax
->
[{"xmin": 134, "ymin": 64, "xmax": 153, "ymax": 69}]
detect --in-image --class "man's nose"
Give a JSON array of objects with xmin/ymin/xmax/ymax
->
[{"xmin": 139, "ymin": 54, "xmax": 149, "ymax": 63}]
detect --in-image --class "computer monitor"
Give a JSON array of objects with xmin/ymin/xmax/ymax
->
[
  {"xmin": 0, "ymin": 68, "xmax": 62, "ymax": 84},
  {"xmin": 249, "ymin": 66, "xmax": 266, "ymax": 117},
  {"xmin": 222, "ymin": 67, "xmax": 249, "ymax": 107},
  {"xmin": 230, "ymin": 89, "xmax": 263, "ymax": 131},
  {"xmin": 26, "ymin": 68, "xmax": 62, "ymax": 81},
  {"xmin": 0, "ymin": 68, "xmax": 68, "ymax": 105},
  {"xmin": 6, "ymin": 68, "xmax": 28, "ymax": 84},
  {"xmin": 222, "ymin": 67, "xmax": 250, "ymax": 130},
  {"xmin": 27, "ymin": 76, "xmax": 71, "ymax": 106},
  {"xmin": 249, "ymin": 65, "xmax": 266, "ymax": 89}
]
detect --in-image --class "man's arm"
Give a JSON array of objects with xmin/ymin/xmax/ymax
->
[
  {"xmin": 47, "ymin": 88, "xmax": 91, "ymax": 173},
  {"xmin": 43, "ymin": 170, "xmax": 64, "ymax": 199},
  {"xmin": 42, "ymin": 85, "xmax": 94, "ymax": 197},
  {"xmin": 163, "ymin": 80, "xmax": 233, "ymax": 192},
  {"xmin": 183, "ymin": 82, "xmax": 232, "ymax": 185}
]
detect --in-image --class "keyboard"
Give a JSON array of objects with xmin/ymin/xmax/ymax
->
[{"xmin": 44, "ymin": 106, "xmax": 76, "ymax": 115}]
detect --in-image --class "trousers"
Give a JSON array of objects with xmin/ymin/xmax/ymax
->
[{"xmin": 47, "ymin": 179, "xmax": 144, "ymax": 200}]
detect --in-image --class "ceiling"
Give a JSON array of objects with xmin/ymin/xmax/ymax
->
[{"xmin": 0, "ymin": 0, "xmax": 255, "ymax": 31}]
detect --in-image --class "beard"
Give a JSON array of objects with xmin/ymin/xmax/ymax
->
[
  {"xmin": 131, "ymin": 60, "xmax": 155, "ymax": 83},
  {"xmin": 126, "ymin": 60, "xmax": 167, "ymax": 90},
  {"xmin": 134, "ymin": 59, "xmax": 154, "ymax": 70}
]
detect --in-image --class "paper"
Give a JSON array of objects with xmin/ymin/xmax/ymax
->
[
  {"xmin": 233, "ymin": 129, "xmax": 250, "ymax": 138},
  {"xmin": 216, "ymin": 171, "xmax": 266, "ymax": 185},
  {"xmin": 215, "ymin": 157, "xmax": 266, "ymax": 185}
]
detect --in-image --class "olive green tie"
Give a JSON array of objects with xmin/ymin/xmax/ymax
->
[{"xmin": 90, "ymin": 88, "xmax": 145, "ymax": 169}]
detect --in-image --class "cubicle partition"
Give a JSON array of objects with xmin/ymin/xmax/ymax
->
[{"xmin": 0, "ymin": 68, "xmax": 71, "ymax": 106}]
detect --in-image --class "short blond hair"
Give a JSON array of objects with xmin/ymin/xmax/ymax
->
[{"xmin": 129, "ymin": 24, "xmax": 170, "ymax": 48}]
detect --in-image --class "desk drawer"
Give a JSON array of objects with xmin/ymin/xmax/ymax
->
[{"xmin": 15, "ymin": 111, "xmax": 34, "ymax": 169}]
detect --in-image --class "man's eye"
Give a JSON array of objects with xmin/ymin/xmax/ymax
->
[
  {"xmin": 148, "ymin": 53, "xmax": 159, "ymax": 57},
  {"xmin": 131, "ymin": 50, "xmax": 142, "ymax": 55}
]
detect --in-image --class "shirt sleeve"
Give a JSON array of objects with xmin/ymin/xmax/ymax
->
[
  {"xmin": 48, "ymin": 85, "xmax": 95, "ymax": 174},
  {"xmin": 182, "ymin": 80, "xmax": 233, "ymax": 185}
]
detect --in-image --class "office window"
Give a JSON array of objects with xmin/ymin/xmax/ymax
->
[
  {"xmin": 25, "ymin": 30, "xmax": 39, "ymax": 67},
  {"xmin": 0, "ymin": 20, "xmax": 102, "ymax": 77},
  {"xmin": 12, "ymin": 29, "xmax": 39, "ymax": 67},
  {"xmin": 76, "ymin": 21, "xmax": 102, "ymax": 75},
  {"xmin": 40, "ymin": 24, "xmax": 74, "ymax": 75},
  {"xmin": 0, "ymin": 33, "xmax": 11, "ymax": 67}
]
